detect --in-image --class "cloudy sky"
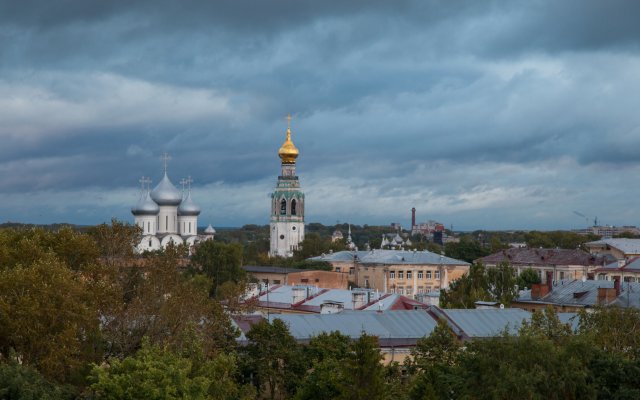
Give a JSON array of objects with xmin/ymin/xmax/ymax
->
[{"xmin": 1, "ymin": 0, "xmax": 640, "ymax": 230}]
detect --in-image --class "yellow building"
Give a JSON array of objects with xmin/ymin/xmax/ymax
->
[{"xmin": 310, "ymin": 249, "xmax": 469, "ymax": 296}]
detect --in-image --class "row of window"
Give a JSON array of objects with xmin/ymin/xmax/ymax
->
[
  {"xmin": 390, "ymin": 270, "xmax": 440, "ymax": 280},
  {"xmin": 393, "ymin": 287, "xmax": 434, "ymax": 295},
  {"xmin": 276, "ymin": 198, "xmax": 302, "ymax": 216}
]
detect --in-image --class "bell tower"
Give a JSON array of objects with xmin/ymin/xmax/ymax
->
[{"xmin": 269, "ymin": 115, "xmax": 305, "ymax": 257}]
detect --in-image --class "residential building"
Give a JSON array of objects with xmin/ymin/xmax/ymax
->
[
  {"xmin": 584, "ymin": 238, "xmax": 640, "ymax": 260},
  {"xmin": 477, "ymin": 248, "xmax": 605, "ymax": 283},
  {"xmin": 310, "ymin": 249, "xmax": 470, "ymax": 295},
  {"xmin": 593, "ymin": 257, "xmax": 640, "ymax": 282},
  {"xmin": 243, "ymin": 266, "xmax": 350, "ymax": 289}
]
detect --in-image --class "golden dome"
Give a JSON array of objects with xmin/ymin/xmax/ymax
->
[{"xmin": 278, "ymin": 115, "xmax": 299, "ymax": 164}]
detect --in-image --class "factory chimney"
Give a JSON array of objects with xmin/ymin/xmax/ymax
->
[{"xmin": 411, "ymin": 207, "xmax": 416, "ymax": 228}]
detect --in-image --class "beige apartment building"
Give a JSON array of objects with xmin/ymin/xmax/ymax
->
[{"xmin": 310, "ymin": 249, "xmax": 469, "ymax": 296}]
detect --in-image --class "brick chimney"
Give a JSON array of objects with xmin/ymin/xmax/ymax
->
[
  {"xmin": 546, "ymin": 271, "xmax": 554, "ymax": 291},
  {"xmin": 411, "ymin": 207, "xmax": 416, "ymax": 228},
  {"xmin": 614, "ymin": 277, "xmax": 621, "ymax": 297}
]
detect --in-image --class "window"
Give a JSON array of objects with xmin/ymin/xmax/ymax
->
[
  {"xmin": 280, "ymin": 198, "xmax": 287, "ymax": 215},
  {"xmin": 406, "ymin": 288, "xmax": 412, "ymax": 295},
  {"xmin": 148, "ymin": 239, "xmax": 152, "ymax": 247},
  {"xmin": 189, "ymin": 222, "xmax": 191, "ymax": 233},
  {"xmin": 336, "ymin": 267, "xmax": 341, "ymax": 273},
  {"xmin": 426, "ymin": 271, "xmax": 432, "ymax": 279},
  {"xmin": 273, "ymin": 280, "xmax": 281, "ymax": 284},
  {"xmin": 435, "ymin": 270, "xmax": 440, "ymax": 279},
  {"xmin": 398, "ymin": 271, "xmax": 404, "ymax": 279},
  {"xmin": 166, "ymin": 215, "xmax": 168, "ymax": 229},
  {"xmin": 418, "ymin": 287, "xmax": 424, "ymax": 294},
  {"xmin": 301, "ymin": 278, "xmax": 309, "ymax": 283},
  {"xmin": 407, "ymin": 271, "xmax": 412, "ymax": 279},
  {"xmin": 291, "ymin": 199, "xmax": 297, "ymax": 215},
  {"xmin": 398, "ymin": 287, "xmax": 404, "ymax": 295},
  {"xmin": 390, "ymin": 271, "xmax": 395, "ymax": 279},
  {"xmin": 365, "ymin": 279, "xmax": 370, "ymax": 288},
  {"xmin": 559, "ymin": 271, "xmax": 565, "ymax": 280},
  {"xmin": 418, "ymin": 271, "xmax": 423, "ymax": 279},
  {"xmin": 349, "ymin": 267, "xmax": 355, "ymax": 275}
]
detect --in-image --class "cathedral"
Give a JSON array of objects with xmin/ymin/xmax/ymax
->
[
  {"xmin": 269, "ymin": 116, "xmax": 305, "ymax": 257},
  {"xmin": 131, "ymin": 155, "xmax": 215, "ymax": 253}
]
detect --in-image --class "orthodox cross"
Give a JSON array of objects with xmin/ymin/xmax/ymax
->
[
  {"xmin": 161, "ymin": 152, "xmax": 171, "ymax": 173},
  {"xmin": 185, "ymin": 176, "xmax": 193, "ymax": 192},
  {"xmin": 143, "ymin": 177, "xmax": 152, "ymax": 191},
  {"xmin": 179, "ymin": 178, "xmax": 187, "ymax": 193},
  {"xmin": 138, "ymin": 176, "xmax": 146, "ymax": 191},
  {"xmin": 286, "ymin": 114, "xmax": 292, "ymax": 130}
]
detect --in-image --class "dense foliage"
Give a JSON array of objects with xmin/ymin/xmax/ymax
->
[{"xmin": 2, "ymin": 223, "xmax": 637, "ymax": 400}]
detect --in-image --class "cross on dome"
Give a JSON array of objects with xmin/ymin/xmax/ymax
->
[{"xmin": 161, "ymin": 152, "xmax": 172, "ymax": 173}]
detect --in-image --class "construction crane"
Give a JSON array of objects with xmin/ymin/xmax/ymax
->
[{"xmin": 573, "ymin": 211, "xmax": 599, "ymax": 227}]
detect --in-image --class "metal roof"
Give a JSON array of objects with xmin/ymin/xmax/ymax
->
[
  {"xmin": 478, "ymin": 248, "xmax": 602, "ymax": 266},
  {"xmin": 268, "ymin": 310, "xmax": 438, "ymax": 345},
  {"xmin": 585, "ymin": 238, "xmax": 640, "ymax": 255},
  {"xmin": 517, "ymin": 279, "xmax": 640, "ymax": 308},
  {"xmin": 433, "ymin": 308, "xmax": 532, "ymax": 338},
  {"xmin": 243, "ymin": 265, "xmax": 306, "ymax": 274},
  {"xmin": 310, "ymin": 249, "xmax": 469, "ymax": 266},
  {"xmin": 596, "ymin": 257, "xmax": 640, "ymax": 272}
]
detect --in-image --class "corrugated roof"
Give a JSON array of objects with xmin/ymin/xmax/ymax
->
[
  {"xmin": 517, "ymin": 280, "xmax": 640, "ymax": 308},
  {"xmin": 310, "ymin": 249, "xmax": 469, "ymax": 266},
  {"xmin": 585, "ymin": 238, "xmax": 640, "ymax": 255},
  {"xmin": 268, "ymin": 310, "xmax": 438, "ymax": 344},
  {"xmin": 434, "ymin": 308, "xmax": 532, "ymax": 338},
  {"xmin": 478, "ymin": 248, "xmax": 602, "ymax": 266}
]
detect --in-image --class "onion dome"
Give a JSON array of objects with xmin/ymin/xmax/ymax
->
[
  {"xmin": 151, "ymin": 172, "xmax": 182, "ymax": 206},
  {"xmin": 394, "ymin": 233, "xmax": 404, "ymax": 244},
  {"xmin": 204, "ymin": 224, "xmax": 216, "ymax": 234},
  {"xmin": 178, "ymin": 191, "xmax": 201, "ymax": 216},
  {"xmin": 278, "ymin": 115, "xmax": 299, "ymax": 164},
  {"xmin": 132, "ymin": 191, "xmax": 160, "ymax": 216}
]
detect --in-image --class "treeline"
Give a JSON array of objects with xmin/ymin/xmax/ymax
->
[{"xmin": 1, "ymin": 222, "xmax": 638, "ymax": 399}]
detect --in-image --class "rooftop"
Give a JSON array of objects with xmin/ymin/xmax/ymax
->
[
  {"xmin": 243, "ymin": 265, "xmax": 306, "ymax": 274},
  {"xmin": 477, "ymin": 248, "xmax": 603, "ymax": 266},
  {"xmin": 310, "ymin": 249, "xmax": 469, "ymax": 266},
  {"xmin": 585, "ymin": 238, "xmax": 640, "ymax": 255},
  {"xmin": 517, "ymin": 279, "xmax": 640, "ymax": 308}
]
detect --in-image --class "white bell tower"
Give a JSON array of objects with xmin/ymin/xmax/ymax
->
[{"xmin": 269, "ymin": 115, "xmax": 305, "ymax": 257}]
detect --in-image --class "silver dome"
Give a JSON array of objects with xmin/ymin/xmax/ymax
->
[
  {"xmin": 204, "ymin": 224, "xmax": 216, "ymax": 234},
  {"xmin": 150, "ymin": 172, "xmax": 182, "ymax": 206},
  {"xmin": 132, "ymin": 191, "xmax": 160, "ymax": 216},
  {"xmin": 178, "ymin": 191, "xmax": 201, "ymax": 216}
]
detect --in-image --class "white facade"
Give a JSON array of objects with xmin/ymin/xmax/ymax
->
[
  {"xmin": 131, "ymin": 161, "xmax": 212, "ymax": 253},
  {"xmin": 269, "ymin": 122, "xmax": 305, "ymax": 257}
]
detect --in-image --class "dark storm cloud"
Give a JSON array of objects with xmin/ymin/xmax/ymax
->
[{"xmin": 1, "ymin": 0, "xmax": 640, "ymax": 227}]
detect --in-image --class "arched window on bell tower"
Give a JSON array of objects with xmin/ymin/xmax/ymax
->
[
  {"xmin": 280, "ymin": 198, "xmax": 287, "ymax": 215},
  {"xmin": 291, "ymin": 199, "xmax": 297, "ymax": 215}
]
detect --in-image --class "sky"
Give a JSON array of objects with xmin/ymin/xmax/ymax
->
[{"xmin": 1, "ymin": 0, "xmax": 640, "ymax": 230}]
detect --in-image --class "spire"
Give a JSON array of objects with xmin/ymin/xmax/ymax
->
[{"xmin": 278, "ymin": 114, "xmax": 299, "ymax": 164}]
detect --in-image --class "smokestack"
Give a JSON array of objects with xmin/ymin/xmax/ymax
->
[
  {"xmin": 546, "ymin": 271, "xmax": 553, "ymax": 292},
  {"xmin": 411, "ymin": 207, "xmax": 416, "ymax": 228},
  {"xmin": 614, "ymin": 277, "xmax": 621, "ymax": 297}
]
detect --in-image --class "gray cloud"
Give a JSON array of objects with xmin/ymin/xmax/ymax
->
[{"xmin": 1, "ymin": 0, "xmax": 640, "ymax": 228}]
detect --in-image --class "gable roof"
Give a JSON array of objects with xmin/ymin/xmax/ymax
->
[
  {"xmin": 517, "ymin": 279, "xmax": 640, "ymax": 308},
  {"xmin": 477, "ymin": 248, "xmax": 602, "ymax": 266}
]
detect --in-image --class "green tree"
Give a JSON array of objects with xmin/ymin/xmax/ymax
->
[
  {"xmin": 190, "ymin": 241, "xmax": 245, "ymax": 296},
  {"xmin": 519, "ymin": 306, "xmax": 573, "ymax": 343},
  {"xmin": 88, "ymin": 219, "xmax": 141, "ymax": 267},
  {"xmin": 485, "ymin": 262, "xmax": 518, "ymax": 305},
  {"xmin": 0, "ymin": 255, "xmax": 102, "ymax": 384},
  {"xmin": 517, "ymin": 267, "xmax": 541, "ymax": 290},
  {"xmin": 444, "ymin": 237, "xmax": 490, "ymax": 263},
  {"xmin": 296, "ymin": 332, "xmax": 351, "ymax": 400},
  {"xmin": 337, "ymin": 334, "xmax": 387, "ymax": 400},
  {"xmin": 577, "ymin": 307, "xmax": 640, "ymax": 360},
  {"xmin": 408, "ymin": 320, "xmax": 461, "ymax": 400},
  {"xmin": 242, "ymin": 319, "xmax": 306, "ymax": 400},
  {"xmin": 0, "ymin": 358, "xmax": 75, "ymax": 400},
  {"xmin": 440, "ymin": 262, "xmax": 490, "ymax": 308},
  {"xmin": 89, "ymin": 338, "xmax": 251, "ymax": 400}
]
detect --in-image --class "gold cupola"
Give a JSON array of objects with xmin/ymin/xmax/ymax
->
[{"xmin": 278, "ymin": 114, "xmax": 299, "ymax": 164}]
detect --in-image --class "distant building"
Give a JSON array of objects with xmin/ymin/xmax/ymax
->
[
  {"xmin": 477, "ymin": 248, "xmax": 606, "ymax": 283},
  {"xmin": 410, "ymin": 207, "xmax": 445, "ymax": 241},
  {"xmin": 131, "ymin": 155, "xmax": 213, "ymax": 252},
  {"xmin": 331, "ymin": 229, "xmax": 344, "ymax": 242},
  {"xmin": 593, "ymin": 257, "xmax": 640, "ymax": 282},
  {"xmin": 243, "ymin": 266, "xmax": 350, "ymax": 289},
  {"xmin": 310, "ymin": 249, "xmax": 470, "ymax": 296},
  {"xmin": 574, "ymin": 225, "xmax": 640, "ymax": 238},
  {"xmin": 584, "ymin": 238, "xmax": 640, "ymax": 260}
]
